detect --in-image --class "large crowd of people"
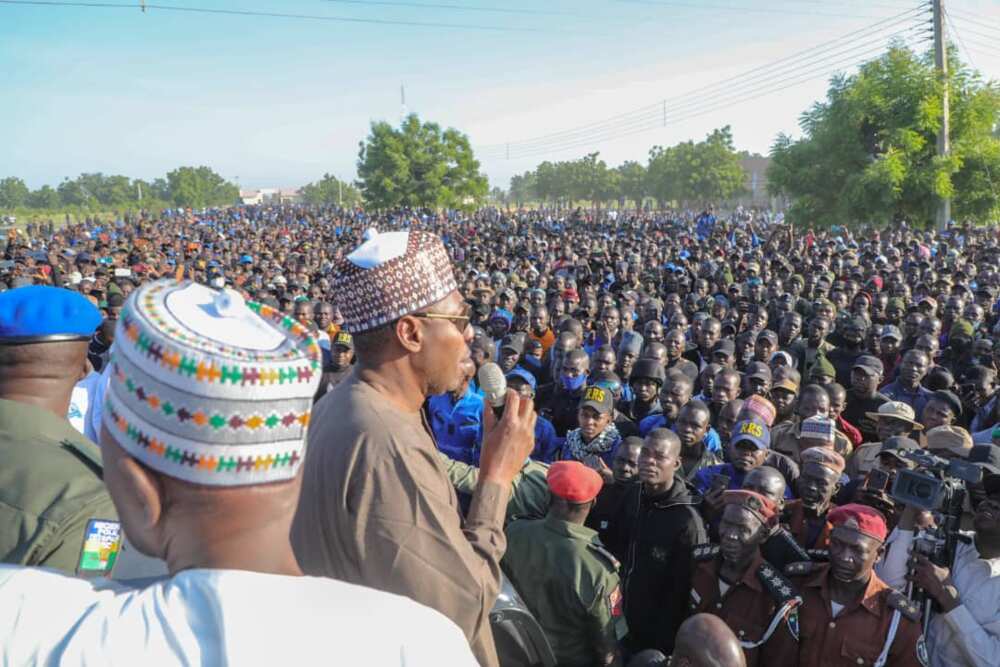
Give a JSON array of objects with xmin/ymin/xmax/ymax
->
[{"xmin": 1, "ymin": 203, "xmax": 999, "ymax": 667}]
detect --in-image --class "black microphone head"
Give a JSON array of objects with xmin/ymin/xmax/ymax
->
[{"xmin": 477, "ymin": 362, "xmax": 507, "ymax": 408}]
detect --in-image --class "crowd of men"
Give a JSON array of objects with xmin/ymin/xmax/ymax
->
[{"xmin": 1, "ymin": 203, "xmax": 999, "ymax": 666}]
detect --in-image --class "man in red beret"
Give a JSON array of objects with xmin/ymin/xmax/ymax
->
[
  {"xmin": 774, "ymin": 504, "xmax": 927, "ymax": 666},
  {"xmin": 501, "ymin": 461, "xmax": 626, "ymax": 667},
  {"xmin": 688, "ymin": 490, "xmax": 801, "ymax": 667}
]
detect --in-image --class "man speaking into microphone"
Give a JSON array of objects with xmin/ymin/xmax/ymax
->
[{"xmin": 291, "ymin": 229, "xmax": 536, "ymax": 667}]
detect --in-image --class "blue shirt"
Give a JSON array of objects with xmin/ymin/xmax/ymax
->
[
  {"xmin": 693, "ymin": 463, "xmax": 794, "ymax": 498},
  {"xmin": 880, "ymin": 380, "xmax": 933, "ymax": 419},
  {"xmin": 530, "ymin": 416, "xmax": 562, "ymax": 463},
  {"xmin": 427, "ymin": 387, "xmax": 484, "ymax": 464},
  {"xmin": 638, "ymin": 414, "xmax": 722, "ymax": 454}
]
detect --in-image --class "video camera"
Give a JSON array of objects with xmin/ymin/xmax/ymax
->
[{"xmin": 889, "ymin": 449, "xmax": 982, "ymax": 512}]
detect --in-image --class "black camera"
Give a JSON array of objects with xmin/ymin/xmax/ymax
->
[{"xmin": 889, "ymin": 450, "xmax": 982, "ymax": 512}]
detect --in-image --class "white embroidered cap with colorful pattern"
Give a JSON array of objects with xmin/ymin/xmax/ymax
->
[
  {"xmin": 333, "ymin": 227, "xmax": 457, "ymax": 334},
  {"xmin": 103, "ymin": 279, "xmax": 321, "ymax": 486}
]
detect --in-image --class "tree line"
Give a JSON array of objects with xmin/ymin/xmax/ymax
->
[
  {"xmin": 504, "ymin": 127, "xmax": 748, "ymax": 208},
  {"xmin": 0, "ymin": 167, "xmax": 239, "ymax": 212}
]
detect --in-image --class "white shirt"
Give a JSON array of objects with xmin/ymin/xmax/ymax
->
[
  {"xmin": 877, "ymin": 529, "xmax": 1000, "ymax": 667},
  {"xmin": 0, "ymin": 566, "xmax": 477, "ymax": 666},
  {"xmin": 68, "ymin": 370, "xmax": 103, "ymax": 437}
]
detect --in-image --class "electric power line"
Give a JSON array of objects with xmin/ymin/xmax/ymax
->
[
  {"xmin": 478, "ymin": 7, "xmax": 928, "ymax": 158},
  {"xmin": 484, "ymin": 31, "xmax": 931, "ymax": 161},
  {"xmin": 615, "ymin": 0, "xmax": 906, "ymax": 20},
  {"xmin": 0, "ymin": 0, "xmax": 539, "ymax": 31},
  {"xmin": 318, "ymin": 0, "xmax": 571, "ymax": 16},
  {"xmin": 480, "ymin": 27, "xmax": 927, "ymax": 159},
  {"xmin": 943, "ymin": 7, "xmax": 1000, "ymax": 35}
]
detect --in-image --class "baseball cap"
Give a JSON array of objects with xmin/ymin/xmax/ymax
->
[
  {"xmin": 772, "ymin": 377, "xmax": 799, "ymax": 394},
  {"xmin": 853, "ymin": 355, "xmax": 884, "ymax": 377},
  {"xmin": 505, "ymin": 367, "xmax": 537, "ymax": 393},
  {"xmin": 746, "ymin": 361, "xmax": 772, "ymax": 381},
  {"xmin": 880, "ymin": 325, "xmax": 903, "ymax": 341},
  {"xmin": 501, "ymin": 333, "xmax": 525, "ymax": 355},
  {"xmin": 579, "ymin": 385, "xmax": 614, "ymax": 415},
  {"xmin": 712, "ymin": 339, "xmax": 736, "ymax": 358},
  {"xmin": 731, "ymin": 418, "xmax": 770, "ymax": 450},
  {"xmin": 878, "ymin": 436, "xmax": 921, "ymax": 462},
  {"xmin": 332, "ymin": 330, "xmax": 354, "ymax": 350},
  {"xmin": 756, "ymin": 330, "xmax": 778, "ymax": 345}
]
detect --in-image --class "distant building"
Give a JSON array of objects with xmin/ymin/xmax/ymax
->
[
  {"xmin": 735, "ymin": 155, "xmax": 785, "ymax": 210},
  {"xmin": 239, "ymin": 188, "xmax": 302, "ymax": 206}
]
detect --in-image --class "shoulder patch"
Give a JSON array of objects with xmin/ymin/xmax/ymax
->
[
  {"xmin": 587, "ymin": 541, "xmax": 621, "ymax": 571},
  {"xmin": 77, "ymin": 519, "xmax": 122, "ymax": 576},
  {"xmin": 807, "ymin": 549, "xmax": 830, "ymax": 562},
  {"xmin": 757, "ymin": 561, "xmax": 799, "ymax": 605},
  {"xmin": 692, "ymin": 543, "xmax": 720, "ymax": 561},
  {"xmin": 886, "ymin": 591, "xmax": 922, "ymax": 622},
  {"xmin": 784, "ymin": 560, "xmax": 822, "ymax": 577}
]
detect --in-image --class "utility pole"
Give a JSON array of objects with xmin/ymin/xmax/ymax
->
[
  {"xmin": 338, "ymin": 177, "xmax": 343, "ymax": 207},
  {"xmin": 933, "ymin": 0, "xmax": 951, "ymax": 230}
]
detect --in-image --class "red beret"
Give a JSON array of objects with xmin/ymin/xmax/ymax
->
[
  {"xmin": 722, "ymin": 490, "xmax": 778, "ymax": 527},
  {"xmin": 547, "ymin": 461, "xmax": 603, "ymax": 503},
  {"xmin": 828, "ymin": 503, "xmax": 887, "ymax": 542},
  {"xmin": 562, "ymin": 288, "xmax": 580, "ymax": 301}
]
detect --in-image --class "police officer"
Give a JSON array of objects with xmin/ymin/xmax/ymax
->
[
  {"xmin": 502, "ymin": 461, "xmax": 627, "ymax": 667},
  {"xmin": 0, "ymin": 285, "xmax": 119, "ymax": 576},
  {"xmin": 689, "ymin": 490, "xmax": 800, "ymax": 666},
  {"xmin": 776, "ymin": 504, "xmax": 927, "ymax": 666}
]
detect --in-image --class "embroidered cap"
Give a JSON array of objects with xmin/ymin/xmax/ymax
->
[
  {"xmin": 740, "ymin": 395, "xmax": 776, "ymax": 427},
  {"xmin": 104, "ymin": 279, "xmax": 321, "ymax": 487},
  {"xmin": 800, "ymin": 415, "xmax": 836, "ymax": 444},
  {"xmin": 547, "ymin": 461, "xmax": 603, "ymax": 503},
  {"xmin": 332, "ymin": 228, "xmax": 457, "ymax": 335}
]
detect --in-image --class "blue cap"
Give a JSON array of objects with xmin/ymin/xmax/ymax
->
[
  {"xmin": 490, "ymin": 308, "xmax": 513, "ymax": 325},
  {"xmin": 505, "ymin": 367, "xmax": 536, "ymax": 392},
  {"xmin": 731, "ymin": 418, "xmax": 771, "ymax": 450},
  {"xmin": 240, "ymin": 254, "xmax": 253, "ymax": 264},
  {"xmin": 0, "ymin": 286, "xmax": 102, "ymax": 343}
]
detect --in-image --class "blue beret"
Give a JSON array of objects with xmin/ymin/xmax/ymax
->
[{"xmin": 0, "ymin": 286, "xmax": 102, "ymax": 343}]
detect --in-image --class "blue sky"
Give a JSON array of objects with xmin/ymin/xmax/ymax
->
[{"xmin": 2, "ymin": 0, "xmax": 998, "ymax": 190}]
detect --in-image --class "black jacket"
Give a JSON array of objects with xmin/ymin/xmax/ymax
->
[{"xmin": 611, "ymin": 477, "xmax": 707, "ymax": 655}]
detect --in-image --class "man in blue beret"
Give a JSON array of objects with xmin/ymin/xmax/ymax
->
[{"xmin": 0, "ymin": 285, "xmax": 120, "ymax": 576}]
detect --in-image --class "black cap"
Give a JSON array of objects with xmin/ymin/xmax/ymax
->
[
  {"xmin": 746, "ymin": 361, "xmax": 772, "ymax": 381},
  {"xmin": 931, "ymin": 389, "xmax": 963, "ymax": 417},
  {"xmin": 501, "ymin": 333, "xmax": 525, "ymax": 355},
  {"xmin": 968, "ymin": 444, "xmax": 1000, "ymax": 475},
  {"xmin": 712, "ymin": 339, "xmax": 736, "ymax": 357},
  {"xmin": 878, "ymin": 436, "xmax": 921, "ymax": 461},
  {"xmin": 579, "ymin": 384, "xmax": 614, "ymax": 415}
]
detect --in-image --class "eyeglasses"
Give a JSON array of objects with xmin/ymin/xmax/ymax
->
[{"xmin": 412, "ymin": 306, "xmax": 471, "ymax": 333}]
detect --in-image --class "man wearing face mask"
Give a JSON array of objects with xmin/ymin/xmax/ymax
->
[
  {"xmin": 540, "ymin": 347, "xmax": 590, "ymax": 437},
  {"xmin": 774, "ymin": 504, "xmax": 927, "ymax": 666},
  {"xmin": 688, "ymin": 490, "xmax": 801, "ymax": 667}
]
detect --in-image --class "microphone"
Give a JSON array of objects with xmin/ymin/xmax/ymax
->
[{"xmin": 477, "ymin": 362, "xmax": 507, "ymax": 418}]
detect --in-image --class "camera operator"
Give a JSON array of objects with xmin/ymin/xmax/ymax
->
[{"xmin": 878, "ymin": 475, "xmax": 1000, "ymax": 666}]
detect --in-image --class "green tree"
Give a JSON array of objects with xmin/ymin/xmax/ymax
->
[
  {"xmin": 300, "ymin": 173, "xmax": 361, "ymax": 207},
  {"xmin": 28, "ymin": 185, "xmax": 61, "ymax": 209},
  {"xmin": 508, "ymin": 171, "xmax": 537, "ymax": 205},
  {"xmin": 768, "ymin": 45, "xmax": 1000, "ymax": 227},
  {"xmin": 165, "ymin": 166, "xmax": 238, "ymax": 208},
  {"xmin": 357, "ymin": 114, "xmax": 487, "ymax": 210},
  {"xmin": 0, "ymin": 177, "xmax": 30, "ymax": 209},
  {"xmin": 615, "ymin": 161, "xmax": 647, "ymax": 207}
]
